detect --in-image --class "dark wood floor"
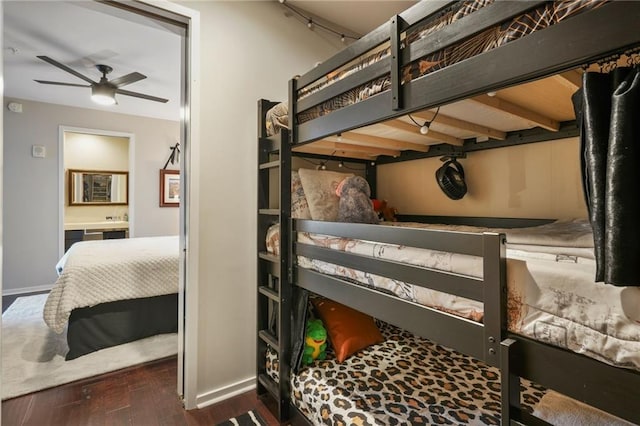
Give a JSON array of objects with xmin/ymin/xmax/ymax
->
[{"xmin": 2, "ymin": 356, "xmax": 280, "ymax": 426}]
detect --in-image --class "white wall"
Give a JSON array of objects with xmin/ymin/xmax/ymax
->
[
  {"xmin": 177, "ymin": 0, "xmax": 344, "ymax": 406},
  {"xmin": 2, "ymin": 98, "xmax": 180, "ymax": 293},
  {"xmin": 378, "ymin": 137, "xmax": 588, "ymax": 220}
]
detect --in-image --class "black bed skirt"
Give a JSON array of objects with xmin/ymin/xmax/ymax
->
[{"xmin": 66, "ymin": 293, "xmax": 178, "ymax": 360}]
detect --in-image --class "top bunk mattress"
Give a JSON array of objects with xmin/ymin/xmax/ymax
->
[
  {"xmin": 295, "ymin": 0, "xmax": 607, "ymax": 125},
  {"xmin": 265, "ymin": 220, "xmax": 640, "ymax": 371}
]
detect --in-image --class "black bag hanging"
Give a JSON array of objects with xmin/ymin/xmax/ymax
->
[{"xmin": 573, "ymin": 65, "xmax": 640, "ymax": 286}]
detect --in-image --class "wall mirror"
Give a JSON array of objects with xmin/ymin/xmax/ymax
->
[{"xmin": 68, "ymin": 169, "xmax": 129, "ymax": 206}]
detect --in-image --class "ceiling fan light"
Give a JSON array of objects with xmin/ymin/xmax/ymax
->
[
  {"xmin": 91, "ymin": 94, "xmax": 116, "ymax": 105},
  {"xmin": 91, "ymin": 85, "xmax": 116, "ymax": 105}
]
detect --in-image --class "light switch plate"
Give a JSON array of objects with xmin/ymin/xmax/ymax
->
[{"xmin": 32, "ymin": 145, "xmax": 46, "ymax": 158}]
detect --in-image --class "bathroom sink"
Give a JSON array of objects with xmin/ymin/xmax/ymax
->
[{"xmin": 64, "ymin": 221, "xmax": 129, "ymax": 231}]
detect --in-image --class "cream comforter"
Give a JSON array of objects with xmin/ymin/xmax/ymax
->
[{"xmin": 43, "ymin": 236, "xmax": 179, "ymax": 333}]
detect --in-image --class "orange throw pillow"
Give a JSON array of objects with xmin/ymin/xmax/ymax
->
[{"xmin": 312, "ymin": 298, "xmax": 384, "ymax": 362}]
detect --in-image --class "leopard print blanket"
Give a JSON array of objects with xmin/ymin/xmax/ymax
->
[{"xmin": 266, "ymin": 321, "xmax": 545, "ymax": 425}]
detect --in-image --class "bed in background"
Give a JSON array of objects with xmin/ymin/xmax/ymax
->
[{"xmin": 44, "ymin": 236, "xmax": 179, "ymax": 360}]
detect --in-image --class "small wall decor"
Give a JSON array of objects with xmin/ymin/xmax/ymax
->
[{"xmin": 160, "ymin": 169, "xmax": 180, "ymax": 207}]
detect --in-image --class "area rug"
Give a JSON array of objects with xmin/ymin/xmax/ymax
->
[
  {"xmin": 2, "ymin": 294, "xmax": 177, "ymax": 400},
  {"xmin": 216, "ymin": 410, "xmax": 267, "ymax": 426}
]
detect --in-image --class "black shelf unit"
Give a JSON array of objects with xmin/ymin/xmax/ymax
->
[{"xmin": 256, "ymin": 99, "xmax": 292, "ymax": 422}]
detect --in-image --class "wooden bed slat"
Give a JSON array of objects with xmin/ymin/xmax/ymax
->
[
  {"xmin": 310, "ymin": 140, "xmax": 400, "ymax": 157},
  {"xmin": 413, "ymin": 110, "xmax": 507, "ymax": 140},
  {"xmin": 292, "ymin": 145, "xmax": 374, "ymax": 161},
  {"xmin": 470, "ymin": 95, "xmax": 560, "ymax": 132},
  {"xmin": 340, "ymin": 131, "xmax": 430, "ymax": 153},
  {"xmin": 552, "ymin": 70, "xmax": 582, "ymax": 91},
  {"xmin": 382, "ymin": 119, "xmax": 463, "ymax": 145}
]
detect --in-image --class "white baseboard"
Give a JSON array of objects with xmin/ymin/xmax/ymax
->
[
  {"xmin": 2, "ymin": 284, "xmax": 53, "ymax": 296},
  {"xmin": 195, "ymin": 376, "xmax": 256, "ymax": 409}
]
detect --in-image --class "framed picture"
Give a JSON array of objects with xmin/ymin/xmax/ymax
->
[{"xmin": 160, "ymin": 169, "xmax": 180, "ymax": 207}]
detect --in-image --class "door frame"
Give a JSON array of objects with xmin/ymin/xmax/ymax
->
[{"xmin": 102, "ymin": 0, "xmax": 201, "ymax": 409}]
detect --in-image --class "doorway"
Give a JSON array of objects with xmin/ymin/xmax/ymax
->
[
  {"xmin": 1, "ymin": 0, "xmax": 200, "ymax": 409},
  {"xmin": 59, "ymin": 127, "xmax": 134, "ymax": 257}
]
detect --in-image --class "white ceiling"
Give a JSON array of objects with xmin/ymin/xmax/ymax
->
[
  {"xmin": 3, "ymin": 1, "xmax": 183, "ymax": 121},
  {"xmin": 287, "ymin": 1, "xmax": 417, "ymax": 36},
  {"xmin": 3, "ymin": 1, "xmax": 416, "ymax": 121}
]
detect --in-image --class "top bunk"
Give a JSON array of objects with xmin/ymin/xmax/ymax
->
[{"xmin": 278, "ymin": 0, "xmax": 640, "ymax": 160}]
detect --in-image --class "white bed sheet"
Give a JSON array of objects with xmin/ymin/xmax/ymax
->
[{"xmin": 266, "ymin": 220, "xmax": 640, "ymax": 370}]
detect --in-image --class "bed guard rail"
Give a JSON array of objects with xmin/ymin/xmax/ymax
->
[{"xmin": 291, "ymin": 219, "xmax": 506, "ymax": 365}]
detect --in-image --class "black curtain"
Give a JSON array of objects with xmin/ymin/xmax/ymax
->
[{"xmin": 573, "ymin": 66, "xmax": 640, "ymax": 286}]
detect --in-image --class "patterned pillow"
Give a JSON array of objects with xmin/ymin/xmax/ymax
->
[
  {"xmin": 298, "ymin": 168, "xmax": 353, "ymax": 221},
  {"xmin": 291, "ymin": 171, "xmax": 311, "ymax": 220},
  {"xmin": 265, "ymin": 102, "xmax": 289, "ymax": 136}
]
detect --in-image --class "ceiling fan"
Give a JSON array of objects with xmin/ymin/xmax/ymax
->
[{"xmin": 34, "ymin": 55, "xmax": 168, "ymax": 105}]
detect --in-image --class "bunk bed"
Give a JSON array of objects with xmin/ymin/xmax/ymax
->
[
  {"xmin": 44, "ymin": 236, "xmax": 179, "ymax": 360},
  {"xmin": 257, "ymin": 1, "xmax": 640, "ymax": 425}
]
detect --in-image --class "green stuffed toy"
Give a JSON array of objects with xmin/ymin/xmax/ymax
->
[{"xmin": 302, "ymin": 319, "xmax": 327, "ymax": 365}]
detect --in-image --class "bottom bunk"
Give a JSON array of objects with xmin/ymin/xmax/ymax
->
[
  {"xmin": 259, "ymin": 216, "xmax": 640, "ymax": 425},
  {"xmin": 265, "ymin": 316, "xmax": 633, "ymax": 425}
]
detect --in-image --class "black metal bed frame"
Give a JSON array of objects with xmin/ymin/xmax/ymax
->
[{"xmin": 258, "ymin": 1, "xmax": 640, "ymax": 425}]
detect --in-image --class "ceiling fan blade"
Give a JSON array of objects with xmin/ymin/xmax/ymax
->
[
  {"xmin": 37, "ymin": 55, "xmax": 96, "ymax": 85},
  {"xmin": 34, "ymin": 80, "xmax": 91, "ymax": 88},
  {"xmin": 116, "ymin": 88, "xmax": 169, "ymax": 103},
  {"xmin": 109, "ymin": 72, "xmax": 146, "ymax": 88}
]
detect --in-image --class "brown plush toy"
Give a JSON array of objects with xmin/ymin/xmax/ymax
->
[
  {"xmin": 336, "ymin": 176, "xmax": 379, "ymax": 224},
  {"xmin": 373, "ymin": 199, "xmax": 398, "ymax": 222}
]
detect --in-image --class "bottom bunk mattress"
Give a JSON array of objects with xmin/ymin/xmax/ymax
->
[
  {"xmin": 266, "ymin": 220, "xmax": 640, "ymax": 370},
  {"xmin": 266, "ymin": 321, "xmax": 545, "ymax": 425},
  {"xmin": 66, "ymin": 293, "xmax": 178, "ymax": 360}
]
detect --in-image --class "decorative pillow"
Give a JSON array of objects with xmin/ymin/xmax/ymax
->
[
  {"xmin": 291, "ymin": 171, "xmax": 311, "ymax": 220},
  {"xmin": 265, "ymin": 224, "xmax": 280, "ymax": 255},
  {"xmin": 311, "ymin": 298, "xmax": 384, "ymax": 362},
  {"xmin": 298, "ymin": 168, "xmax": 353, "ymax": 221},
  {"xmin": 265, "ymin": 102, "xmax": 289, "ymax": 136}
]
